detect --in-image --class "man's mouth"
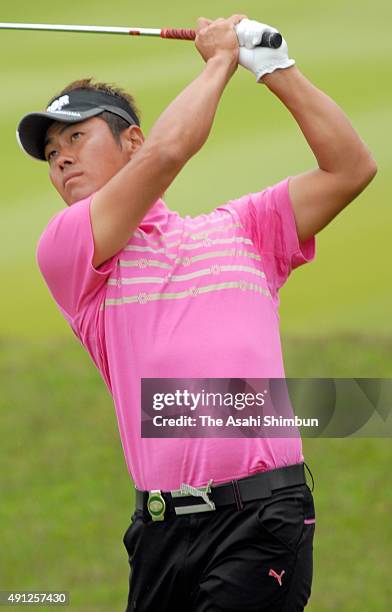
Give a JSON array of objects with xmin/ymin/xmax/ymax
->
[{"xmin": 63, "ymin": 172, "xmax": 83, "ymax": 188}]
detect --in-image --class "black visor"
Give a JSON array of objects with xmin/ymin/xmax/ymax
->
[{"xmin": 17, "ymin": 88, "xmax": 140, "ymax": 161}]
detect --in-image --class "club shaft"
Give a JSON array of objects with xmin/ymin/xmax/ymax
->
[{"xmin": 0, "ymin": 23, "xmax": 163, "ymax": 37}]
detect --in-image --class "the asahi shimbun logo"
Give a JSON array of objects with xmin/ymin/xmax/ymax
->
[{"xmin": 46, "ymin": 95, "xmax": 70, "ymax": 113}]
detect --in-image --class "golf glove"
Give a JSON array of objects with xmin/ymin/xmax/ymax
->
[{"xmin": 235, "ymin": 18, "xmax": 295, "ymax": 82}]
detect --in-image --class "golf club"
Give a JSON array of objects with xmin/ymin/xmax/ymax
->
[{"xmin": 0, "ymin": 22, "xmax": 283, "ymax": 48}]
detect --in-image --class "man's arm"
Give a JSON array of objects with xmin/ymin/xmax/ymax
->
[
  {"xmin": 261, "ymin": 66, "xmax": 377, "ymax": 243},
  {"xmin": 91, "ymin": 15, "xmax": 245, "ymax": 268}
]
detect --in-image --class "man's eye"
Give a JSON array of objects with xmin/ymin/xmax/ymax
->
[
  {"xmin": 47, "ymin": 150, "xmax": 57, "ymax": 161},
  {"xmin": 71, "ymin": 132, "xmax": 82, "ymax": 140}
]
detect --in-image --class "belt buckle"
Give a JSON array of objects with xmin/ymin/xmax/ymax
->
[
  {"xmin": 171, "ymin": 479, "xmax": 216, "ymax": 515},
  {"xmin": 147, "ymin": 490, "xmax": 166, "ymax": 522}
]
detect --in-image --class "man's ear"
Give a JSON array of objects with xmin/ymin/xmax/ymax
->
[{"xmin": 121, "ymin": 125, "xmax": 144, "ymax": 158}]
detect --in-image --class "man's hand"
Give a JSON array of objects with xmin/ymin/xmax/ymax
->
[
  {"xmin": 195, "ymin": 15, "xmax": 247, "ymax": 76},
  {"xmin": 236, "ymin": 19, "xmax": 295, "ymax": 81}
]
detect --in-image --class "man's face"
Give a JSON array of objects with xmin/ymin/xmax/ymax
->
[{"xmin": 44, "ymin": 116, "xmax": 139, "ymax": 206}]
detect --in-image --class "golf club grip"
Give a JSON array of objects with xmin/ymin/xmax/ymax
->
[
  {"xmin": 160, "ymin": 28, "xmax": 196, "ymax": 40},
  {"xmin": 160, "ymin": 28, "xmax": 282, "ymax": 48}
]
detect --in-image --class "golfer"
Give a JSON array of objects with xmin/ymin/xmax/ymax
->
[{"xmin": 17, "ymin": 15, "xmax": 376, "ymax": 611}]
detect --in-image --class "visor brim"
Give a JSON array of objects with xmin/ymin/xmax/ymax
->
[{"xmin": 16, "ymin": 107, "xmax": 105, "ymax": 161}]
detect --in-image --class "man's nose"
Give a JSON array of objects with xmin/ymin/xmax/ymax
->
[{"xmin": 57, "ymin": 151, "xmax": 75, "ymax": 170}]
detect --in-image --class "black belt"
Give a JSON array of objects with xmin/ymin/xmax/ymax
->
[{"xmin": 135, "ymin": 463, "xmax": 306, "ymax": 521}]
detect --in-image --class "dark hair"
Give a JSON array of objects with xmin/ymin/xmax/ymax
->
[{"xmin": 48, "ymin": 77, "xmax": 141, "ymax": 144}]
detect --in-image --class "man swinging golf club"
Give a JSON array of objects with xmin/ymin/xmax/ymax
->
[{"xmin": 17, "ymin": 14, "xmax": 376, "ymax": 611}]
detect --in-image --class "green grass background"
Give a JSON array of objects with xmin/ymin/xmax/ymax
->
[{"xmin": 1, "ymin": 0, "xmax": 391, "ymax": 610}]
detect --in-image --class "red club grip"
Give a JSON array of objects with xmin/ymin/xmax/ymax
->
[{"xmin": 160, "ymin": 28, "xmax": 196, "ymax": 41}]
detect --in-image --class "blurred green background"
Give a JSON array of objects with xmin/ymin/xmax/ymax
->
[{"xmin": 1, "ymin": 0, "xmax": 391, "ymax": 610}]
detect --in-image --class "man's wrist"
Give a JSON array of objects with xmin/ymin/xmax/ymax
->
[
  {"xmin": 259, "ymin": 65, "xmax": 300, "ymax": 90},
  {"xmin": 206, "ymin": 52, "xmax": 238, "ymax": 80}
]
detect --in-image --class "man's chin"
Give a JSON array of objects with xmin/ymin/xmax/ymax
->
[{"xmin": 65, "ymin": 186, "xmax": 95, "ymax": 207}]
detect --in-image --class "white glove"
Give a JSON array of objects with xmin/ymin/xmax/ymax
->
[{"xmin": 235, "ymin": 18, "xmax": 295, "ymax": 82}]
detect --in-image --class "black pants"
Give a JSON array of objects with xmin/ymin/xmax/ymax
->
[{"xmin": 123, "ymin": 482, "xmax": 316, "ymax": 611}]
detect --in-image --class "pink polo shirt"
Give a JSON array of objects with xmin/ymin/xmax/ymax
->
[{"xmin": 37, "ymin": 178, "xmax": 315, "ymax": 491}]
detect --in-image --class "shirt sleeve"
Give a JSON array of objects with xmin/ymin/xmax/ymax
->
[
  {"xmin": 221, "ymin": 177, "xmax": 316, "ymax": 297},
  {"xmin": 36, "ymin": 194, "xmax": 118, "ymax": 322}
]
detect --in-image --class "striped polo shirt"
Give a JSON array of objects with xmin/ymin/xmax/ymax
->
[{"xmin": 37, "ymin": 177, "xmax": 316, "ymax": 491}]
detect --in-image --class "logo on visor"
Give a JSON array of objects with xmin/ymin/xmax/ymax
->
[{"xmin": 47, "ymin": 95, "xmax": 70, "ymax": 113}]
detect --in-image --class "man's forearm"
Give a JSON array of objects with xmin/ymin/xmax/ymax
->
[
  {"xmin": 146, "ymin": 55, "xmax": 235, "ymax": 162},
  {"xmin": 261, "ymin": 66, "xmax": 376, "ymax": 180}
]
